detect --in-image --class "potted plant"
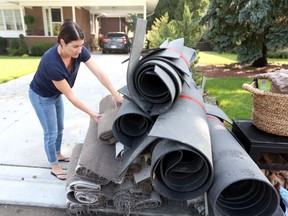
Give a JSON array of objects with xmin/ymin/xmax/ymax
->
[{"xmin": 24, "ymin": 14, "xmax": 35, "ymax": 35}]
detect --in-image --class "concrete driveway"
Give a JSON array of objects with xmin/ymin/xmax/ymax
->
[{"xmin": 0, "ymin": 53, "xmax": 129, "ymax": 210}]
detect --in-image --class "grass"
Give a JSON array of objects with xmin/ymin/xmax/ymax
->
[
  {"xmin": 197, "ymin": 51, "xmax": 288, "ymax": 65},
  {"xmin": 0, "ymin": 56, "xmax": 40, "ymax": 83},
  {"xmin": 197, "ymin": 51, "xmax": 238, "ymax": 65},
  {"xmin": 195, "ymin": 51, "xmax": 288, "ymax": 122},
  {"xmin": 204, "ymin": 77, "xmax": 254, "ymax": 121}
]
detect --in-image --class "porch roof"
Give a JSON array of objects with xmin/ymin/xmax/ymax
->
[{"xmin": 0, "ymin": 0, "xmax": 159, "ymax": 16}]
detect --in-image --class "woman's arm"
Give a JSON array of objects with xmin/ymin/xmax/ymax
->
[
  {"xmin": 84, "ymin": 57, "xmax": 123, "ymax": 104},
  {"xmin": 52, "ymin": 79, "xmax": 102, "ymax": 121}
]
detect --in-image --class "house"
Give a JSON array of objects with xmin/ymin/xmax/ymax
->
[{"xmin": 0, "ymin": 0, "xmax": 159, "ymax": 50}]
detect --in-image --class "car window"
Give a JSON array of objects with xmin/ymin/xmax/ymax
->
[{"xmin": 106, "ymin": 33, "xmax": 125, "ymax": 37}]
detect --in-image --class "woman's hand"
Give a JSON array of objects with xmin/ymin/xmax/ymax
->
[
  {"xmin": 113, "ymin": 93, "xmax": 123, "ymax": 107},
  {"xmin": 90, "ymin": 112, "xmax": 102, "ymax": 122}
]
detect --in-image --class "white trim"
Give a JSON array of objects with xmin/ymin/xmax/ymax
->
[
  {"xmin": 42, "ymin": 7, "xmax": 48, "ymax": 36},
  {"xmin": 19, "ymin": 5, "xmax": 25, "ymax": 35},
  {"xmin": 0, "ymin": 0, "xmax": 159, "ymax": 14},
  {"xmin": 0, "ymin": 30, "xmax": 22, "ymax": 37},
  {"xmin": 0, "ymin": 0, "xmax": 159, "ymax": 38},
  {"xmin": 143, "ymin": 4, "xmax": 146, "ymax": 20},
  {"xmin": 72, "ymin": 6, "xmax": 75, "ymax": 22}
]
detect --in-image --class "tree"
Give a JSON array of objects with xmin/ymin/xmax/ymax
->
[
  {"xmin": 146, "ymin": 13, "xmax": 173, "ymax": 48},
  {"xmin": 201, "ymin": 0, "xmax": 288, "ymax": 67},
  {"xmin": 147, "ymin": 0, "xmax": 178, "ymax": 29},
  {"xmin": 147, "ymin": 0, "xmax": 208, "ymax": 30},
  {"xmin": 146, "ymin": 3, "xmax": 207, "ymax": 48},
  {"xmin": 169, "ymin": 4, "xmax": 204, "ymax": 48},
  {"xmin": 174, "ymin": 0, "xmax": 209, "ymax": 21}
]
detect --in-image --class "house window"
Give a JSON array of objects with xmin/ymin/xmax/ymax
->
[
  {"xmin": 45, "ymin": 7, "xmax": 62, "ymax": 36},
  {"xmin": 0, "ymin": 9, "xmax": 23, "ymax": 31},
  {"xmin": 51, "ymin": 8, "xmax": 62, "ymax": 36},
  {"xmin": 0, "ymin": 11, "xmax": 4, "ymax": 30}
]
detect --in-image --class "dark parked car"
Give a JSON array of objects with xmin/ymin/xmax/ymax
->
[{"xmin": 101, "ymin": 32, "xmax": 130, "ymax": 54}]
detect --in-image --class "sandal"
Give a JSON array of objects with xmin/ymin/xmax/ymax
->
[
  {"xmin": 50, "ymin": 171, "xmax": 67, "ymax": 180},
  {"xmin": 58, "ymin": 157, "xmax": 70, "ymax": 162}
]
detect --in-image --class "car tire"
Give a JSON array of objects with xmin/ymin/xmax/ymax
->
[{"xmin": 102, "ymin": 49, "xmax": 107, "ymax": 54}]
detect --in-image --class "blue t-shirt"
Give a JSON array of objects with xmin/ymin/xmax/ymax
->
[{"xmin": 30, "ymin": 44, "xmax": 91, "ymax": 97}]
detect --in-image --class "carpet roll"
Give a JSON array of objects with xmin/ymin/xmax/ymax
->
[{"xmin": 207, "ymin": 116, "xmax": 279, "ymax": 216}]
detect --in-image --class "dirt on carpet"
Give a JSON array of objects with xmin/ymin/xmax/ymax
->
[{"xmin": 196, "ymin": 63, "xmax": 288, "ymax": 78}]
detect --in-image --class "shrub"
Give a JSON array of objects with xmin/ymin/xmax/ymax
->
[
  {"xmin": 7, "ymin": 38, "xmax": 19, "ymax": 56},
  {"xmin": 18, "ymin": 34, "xmax": 29, "ymax": 55},
  {"xmin": 30, "ymin": 41, "xmax": 55, "ymax": 56},
  {"xmin": 7, "ymin": 34, "xmax": 29, "ymax": 56},
  {"xmin": 267, "ymin": 50, "xmax": 288, "ymax": 59},
  {"xmin": 0, "ymin": 37, "xmax": 8, "ymax": 54},
  {"xmin": 146, "ymin": 4, "xmax": 204, "ymax": 49}
]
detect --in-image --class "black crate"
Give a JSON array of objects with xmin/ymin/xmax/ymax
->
[{"xmin": 231, "ymin": 119, "xmax": 288, "ymax": 170}]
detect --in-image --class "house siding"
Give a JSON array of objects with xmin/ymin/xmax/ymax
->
[
  {"xmin": 75, "ymin": 7, "xmax": 91, "ymax": 48},
  {"xmin": 22, "ymin": 7, "xmax": 91, "ymax": 50},
  {"xmin": 25, "ymin": 7, "xmax": 44, "ymax": 36}
]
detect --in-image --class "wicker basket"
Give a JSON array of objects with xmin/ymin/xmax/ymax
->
[{"xmin": 242, "ymin": 82, "xmax": 288, "ymax": 136}]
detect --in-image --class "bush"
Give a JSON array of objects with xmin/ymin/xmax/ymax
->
[
  {"xmin": 267, "ymin": 50, "xmax": 288, "ymax": 59},
  {"xmin": 18, "ymin": 34, "xmax": 28, "ymax": 55},
  {"xmin": 146, "ymin": 4, "xmax": 204, "ymax": 49},
  {"xmin": 7, "ymin": 34, "xmax": 29, "ymax": 56},
  {"xmin": 30, "ymin": 41, "xmax": 55, "ymax": 56},
  {"xmin": 0, "ymin": 37, "xmax": 8, "ymax": 54},
  {"xmin": 7, "ymin": 38, "xmax": 19, "ymax": 56}
]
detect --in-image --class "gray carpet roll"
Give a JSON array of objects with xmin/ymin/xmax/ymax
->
[
  {"xmin": 66, "ymin": 143, "xmax": 103, "ymax": 205},
  {"xmin": 112, "ymin": 99, "xmax": 155, "ymax": 148},
  {"xmin": 119, "ymin": 79, "xmax": 214, "ymax": 201},
  {"xmin": 66, "ymin": 143, "xmax": 83, "ymax": 186},
  {"xmin": 76, "ymin": 118, "xmax": 125, "ymax": 184},
  {"xmin": 207, "ymin": 116, "xmax": 279, "ymax": 216},
  {"xmin": 122, "ymin": 37, "xmax": 197, "ymax": 116},
  {"xmin": 98, "ymin": 94, "xmax": 119, "ymax": 145}
]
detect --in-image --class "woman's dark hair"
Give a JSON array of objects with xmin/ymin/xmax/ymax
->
[{"xmin": 57, "ymin": 21, "xmax": 85, "ymax": 44}]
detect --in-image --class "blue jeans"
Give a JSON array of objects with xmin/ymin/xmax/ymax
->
[{"xmin": 29, "ymin": 88, "xmax": 64, "ymax": 165}]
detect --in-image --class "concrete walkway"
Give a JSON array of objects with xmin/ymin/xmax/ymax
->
[{"xmin": 0, "ymin": 53, "xmax": 128, "ymax": 209}]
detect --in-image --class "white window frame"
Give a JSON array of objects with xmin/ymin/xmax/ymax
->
[
  {"xmin": 43, "ymin": 7, "xmax": 63, "ymax": 36},
  {"xmin": 0, "ymin": 9, "xmax": 23, "ymax": 31}
]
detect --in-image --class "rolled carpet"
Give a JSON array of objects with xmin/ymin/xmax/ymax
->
[
  {"xmin": 66, "ymin": 143, "xmax": 103, "ymax": 205},
  {"xmin": 207, "ymin": 116, "xmax": 279, "ymax": 216},
  {"xmin": 76, "ymin": 118, "xmax": 125, "ymax": 184},
  {"xmin": 98, "ymin": 94, "xmax": 119, "ymax": 145}
]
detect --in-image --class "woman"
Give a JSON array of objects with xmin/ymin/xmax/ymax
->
[{"xmin": 29, "ymin": 21, "xmax": 123, "ymax": 180}]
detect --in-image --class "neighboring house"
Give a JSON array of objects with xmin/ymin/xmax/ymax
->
[{"xmin": 0, "ymin": 0, "xmax": 159, "ymax": 50}]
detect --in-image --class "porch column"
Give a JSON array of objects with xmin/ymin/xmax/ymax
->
[
  {"xmin": 72, "ymin": 6, "xmax": 76, "ymax": 22},
  {"xmin": 143, "ymin": 4, "xmax": 147, "ymax": 20},
  {"xmin": 19, "ymin": 5, "xmax": 26, "ymax": 36}
]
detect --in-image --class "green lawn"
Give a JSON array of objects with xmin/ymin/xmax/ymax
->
[
  {"xmin": 197, "ymin": 51, "xmax": 238, "ymax": 65},
  {"xmin": 0, "ymin": 56, "xmax": 40, "ymax": 83},
  {"xmin": 197, "ymin": 51, "xmax": 288, "ymax": 65},
  {"xmin": 195, "ymin": 52, "xmax": 288, "ymax": 122},
  {"xmin": 204, "ymin": 77, "xmax": 253, "ymax": 121}
]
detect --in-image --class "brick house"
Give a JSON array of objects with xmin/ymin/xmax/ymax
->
[{"xmin": 0, "ymin": 0, "xmax": 159, "ymax": 50}]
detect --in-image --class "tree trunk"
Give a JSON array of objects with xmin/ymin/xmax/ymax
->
[{"xmin": 252, "ymin": 45, "xmax": 268, "ymax": 67}]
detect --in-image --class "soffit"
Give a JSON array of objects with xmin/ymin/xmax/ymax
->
[{"xmin": 1, "ymin": 0, "xmax": 159, "ymax": 15}]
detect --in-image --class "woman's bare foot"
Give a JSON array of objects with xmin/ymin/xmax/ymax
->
[{"xmin": 51, "ymin": 164, "xmax": 66, "ymax": 180}]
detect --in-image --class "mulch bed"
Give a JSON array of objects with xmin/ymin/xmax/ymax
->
[{"xmin": 196, "ymin": 63, "xmax": 288, "ymax": 78}]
